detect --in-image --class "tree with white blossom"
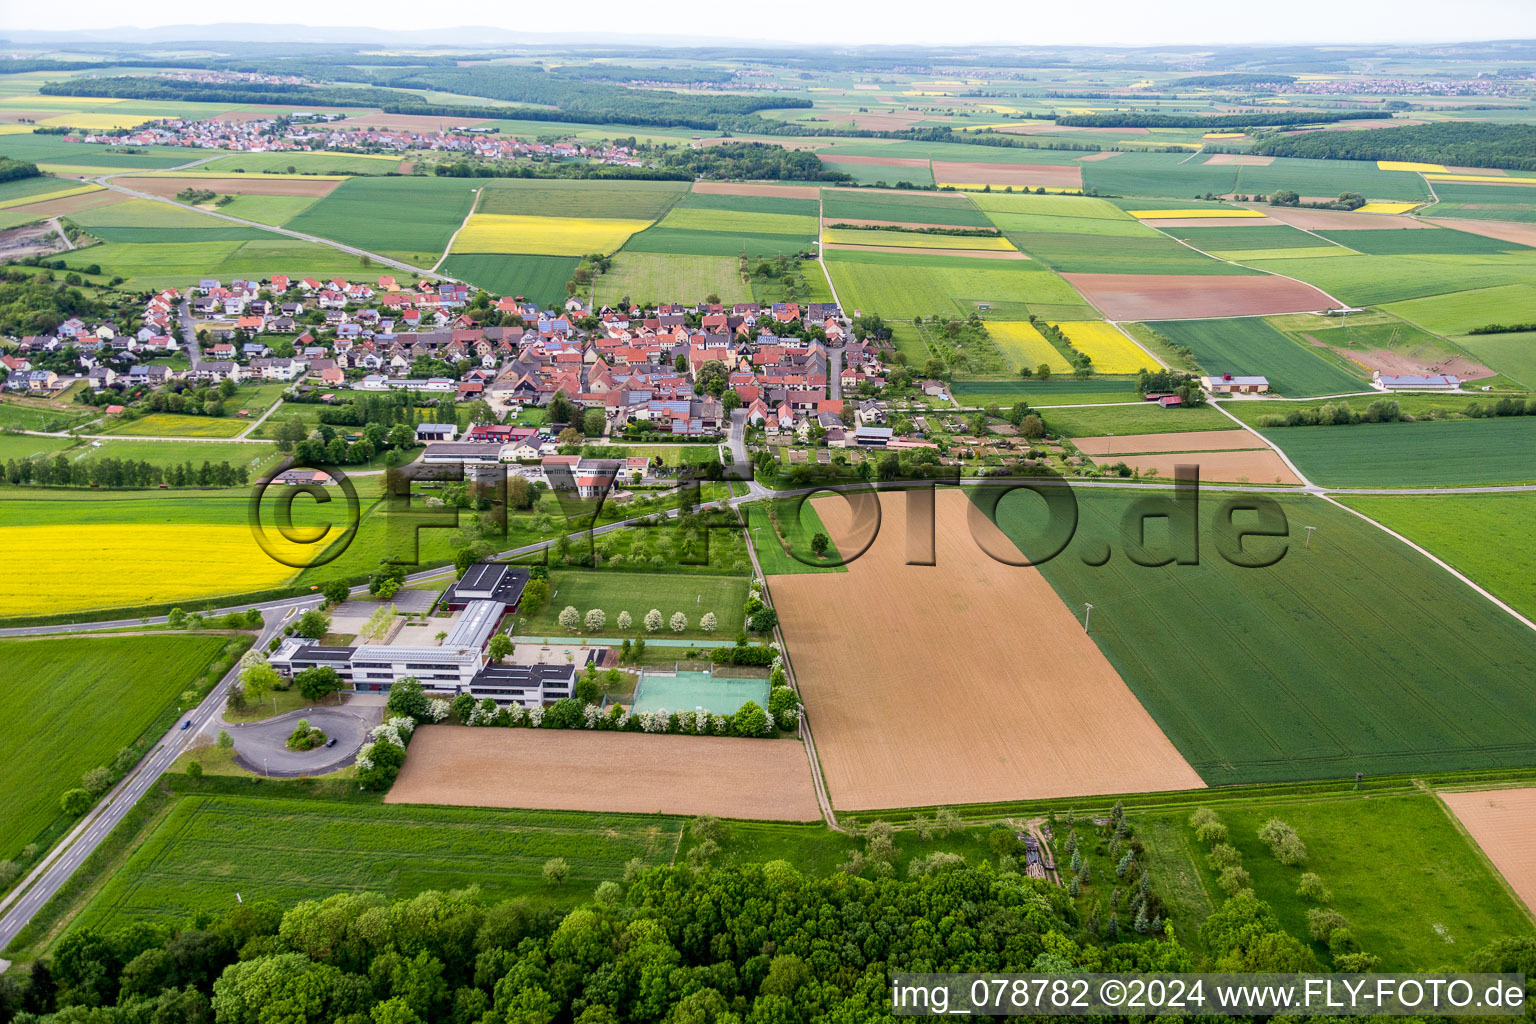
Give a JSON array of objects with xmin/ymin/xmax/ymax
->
[
  {"xmin": 700, "ymin": 612, "xmax": 717, "ymax": 633},
  {"xmin": 644, "ymin": 608, "xmax": 663, "ymax": 633},
  {"xmin": 617, "ymin": 610, "xmax": 633, "ymax": 631},
  {"xmin": 670, "ymin": 611, "xmax": 687, "ymax": 633},
  {"xmin": 585, "ymin": 608, "xmax": 606, "ymax": 632},
  {"xmin": 559, "ymin": 605, "xmax": 580, "ymax": 630}
]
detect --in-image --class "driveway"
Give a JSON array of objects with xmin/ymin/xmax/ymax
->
[{"xmin": 226, "ymin": 704, "xmax": 382, "ymax": 777}]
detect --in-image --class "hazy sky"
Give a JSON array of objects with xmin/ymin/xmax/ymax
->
[{"xmin": 11, "ymin": 0, "xmax": 1536, "ymax": 47}]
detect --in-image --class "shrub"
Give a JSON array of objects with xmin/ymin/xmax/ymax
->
[{"xmin": 60, "ymin": 788, "xmax": 92, "ymax": 816}]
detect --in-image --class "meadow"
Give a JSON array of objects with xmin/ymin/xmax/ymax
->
[
  {"xmin": 199, "ymin": 193, "xmax": 320, "ymax": 226},
  {"xmin": 63, "ymin": 438, "xmax": 279, "ymax": 472},
  {"xmin": 1337, "ymin": 492, "xmax": 1536, "ymax": 620},
  {"xmin": 0, "ymin": 634, "xmax": 230, "ymax": 862},
  {"xmin": 1456, "ymin": 329, "xmax": 1536, "ymax": 389},
  {"xmin": 102, "ymin": 413, "xmax": 252, "ymax": 438},
  {"xmin": 1009, "ymin": 489, "xmax": 1536, "ymax": 785},
  {"xmin": 439, "ymin": 253, "xmax": 578, "ymax": 307},
  {"xmin": 741, "ymin": 499, "xmax": 845, "ymax": 576},
  {"xmin": 1152, "ymin": 318, "xmax": 1367, "ymax": 397},
  {"xmin": 948, "ymin": 378, "xmax": 1141, "ymax": 407},
  {"xmin": 1383, "ymin": 282, "xmax": 1536, "ymax": 338},
  {"xmin": 517, "ymin": 570, "xmax": 749, "ymax": 638},
  {"xmin": 450, "ymin": 213, "xmax": 653, "ymax": 257},
  {"xmin": 74, "ymin": 794, "xmax": 682, "ymax": 930},
  {"xmin": 1043, "ymin": 402, "xmax": 1232, "ymax": 436},
  {"xmin": 1263, "ymin": 417, "xmax": 1536, "ymax": 487},
  {"xmin": 594, "ymin": 253, "xmax": 752, "ymax": 306},
  {"xmin": 285, "ymin": 176, "xmax": 479, "ymax": 265}
]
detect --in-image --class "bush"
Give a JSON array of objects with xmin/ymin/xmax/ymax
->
[{"xmin": 60, "ymin": 788, "xmax": 93, "ymax": 816}]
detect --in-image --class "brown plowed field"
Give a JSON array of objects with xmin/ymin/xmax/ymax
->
[
  {"xmin": 1250, "ymin": 205, "xmax": 1434, "ymax": 230},
  {"xmin": 816, "ymin": 153, "xmax": 930, "ymax": 168},
  {"xmin": 1422, "ymin": 218, "xmax": 1536, "ymax": 247},
  {"xmin": 691, "ymin": 181, "xmax": 820, "ymax": 201},
  {"xmin": 1440, "ymin": 789, "xmax": 1536, "ymax": 914},
  {"xmin": 823, "ymin": 243, "xmax": 1028, "ymax": 260},
  {"xmin": 1204, "ymin": 154, "xmax": 1275, "ymax": 166},
  {"xmin": 128, "ymin": 176, "xmax": 342, "ymax": 197},
  {"xmin": 933, "ymin": 161, "xmax": 1082, "ymax": 189},
  {"xmin": 387, "ymin": 726, "xmax": 822, "ymax": 820},
  {"xmin": 1101, "ymin": 450, "xmax": 1302, "ymax": 485},
  {"xmin": 5, "ymin": 190, "xmax": 123, "ymax": 219},
  {"xmin": 1062, "ymin": 272, "xmax": 1336, "ymax": 319},
  {"xmin": 1073, "ymin": 429, "xmax": 1263, "ymax": 455},
  {"xmin": 767, "ymin": 489, "xmax": 1204, "ymax": 811}
]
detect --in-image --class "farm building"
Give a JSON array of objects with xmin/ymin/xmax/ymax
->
[
  {"xmin": 415, "ymin": 423, "xmax": 458, "ymax": 442},
  {"xmin": 1377, "ymin": 373, "xmax": 1462, "ymax": 391},
  {"xmin": 1203, "ymin": 374, "xmax": 1271, "ymax": 395}
]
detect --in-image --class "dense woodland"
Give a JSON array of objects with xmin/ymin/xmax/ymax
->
[
  {"xmin": 1248, "ymin": 121, "xmax": 1536, "ymax": 172},
  {"xmin": 37, "ymin": 78, "xmax": 418, "ymax": 111},
  {"xmin": 658, "ymin": 144, "xmax": 851, "ymax": 183},
  {"xmin": 0, "ymin": 158, "xmax": 41, "ymax": 184},
  {"xmin": 1055, "ymin": 111, "xmax": 1363, "ymax": 128}
]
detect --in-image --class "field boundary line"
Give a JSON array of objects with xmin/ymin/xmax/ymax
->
[
  {"xmin": 433, "ymin": 185, "xmax": 483, "ymax": 274},
  {"xmin": 1142, "ymin": 220, "xmax": 1352, "ymax": 309}
]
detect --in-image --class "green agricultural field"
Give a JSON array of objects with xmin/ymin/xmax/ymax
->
[
  {"xmin": 62, "ymin": 438, "xmax": 279, "ymax": 473},
  {"xmin": 594, "ymin": 252, "xmax": 751, "ymax": 306},
  {"xmin": 1164, "ymin": 793, "xmax": 1533, "ymax": 968},
  {"xmin": 1168, "ymin": 224, "xmax": 1340, "ymax": 252},
  {"xmin": 818, "ymin": 160, "xmax": 935, "ymax": 187},
  {"xmin": 949, "ymin": 378, "xmax": 1141, "ymax": 407},
  {"xmin": 983, "ymin": 211, "xmax": 1162, "ymax": 238},
  {"xmin": 0, "ymin": 634, "xmax": 231, "ymax": 862},
  {"xmin": 212, "ymin": 193, "xmax": 322, "ymax": 226},
  {"xmin": 59, "ymin": 238, "xmax": 373, "ymax": 290},
  {"xmin": 1231, "ymin": 157, "xmax": 1432, "ymax": 202},
  {"xmin": 1384, "ymin": 282, "xmax": 1536, "ymax": 337},
  {"xmin": 1153, "ymin": 318, "xmax": 1367, "ymax": 397},
  {"xmin": 824, "ymin": 249, "xmax": 1095, "ymax": 320},
  {"xmin": 0, "ymin": 397, "xmax": 96, "ymax": 432},
  {"xmin": 1456, "ymin": 329, "xmax": 1536, "ymax": 389},
  {"xmin": 1083, "ymin": 153, "xmax": 1239, "ymax": 199},
  {"xmin": 0, "ymin": 135, "xmax": 194, "ymax": 170},
  {"xmin": 968, "ymin": 193, "xmax": 1132, "ymax": 219},
  {"xmin": 1236, "ymin": 252, "xmax": 1536, "ymax": 306},
  {"xmin": 286, "ymin": 176, "xmax": 480, "ymax": 264},
  {"xmin": 292, "ymin": 498, "xmax": 466, "ymax": 587},
  {"xmin": 998, "ymin": 489, "xmax": 1536, "ymax": 784},
  {"xmin": 1264, "ymin": 309, "xmax": 1469, "ymax": 378},
  {"xmin": 83, "ymin": 226, "xmax": 280, "ymax": 244},
  {"xmin": 1219, "ymin": 391, "xmax": 1505, "ymax": 427},
  {"xmin": 1315, "ymin": 228, "xmax": 1530, "ymax": 257},
  {"xmin": 1421, "ymin": 182, "xmax": 1536, "ymax": 223},
  {"xmin": 0, "ymin": 174, "xmax": 85, "ymax": 203},
  {"xmin": 0, "ymin": 488, "xmax": 259, "ymax": 527},
  {"xmin": 69, "ymin": 198, "xmax": 237, "ymax": 230},
  {"xmin": 1338, "ymin": 491, "xmax": 1536, "ymax": 620},
  {"xmin": 656, "ymin": 207, "xmax": 818, "ymax": 237},
  {"xmin": 518, "ymin": 570, "xmax": 748, "ymax": 638},
  {"xmin": 440, "ymin": 253, "xmax": 578, "ymax": 308},
  {"xmin": 820, "ymin": 188, "xmax": 990, "ymax": 227},
  {"xmin": 74, "ymin": 794, "xmax": 681, "ymax": 930},
  {"xmin": 623, "ymin": 226, "xmax": 813, "ymax": 259},
  {"xmin": 195, "ymin": 152, "xmax": 404, "ymax": 175},
  {"xmin": 742, "ymin": 498, "xmax": 845, "ymax": 575},
  {"xmin": 1263, "ymin": 417, "xmax": 1536, "ymax": 487},
  {"xmin": 674, "ymin": 190, "xmax": 819, "ymax": 218},
  {"xmin": 1043, "ymin": 401, "xmax": 1233, "ymax": 436},
  {"xmin": 477, "ymin": 177, "xmax": 688, "ymax": 220},
  {"xmin": 1005, "ymin": 230, "xmax": 1250, "ymax": 275},
  {"xmin": 102, "ymin": 413, "xmax": 251, "ymax": 438}
]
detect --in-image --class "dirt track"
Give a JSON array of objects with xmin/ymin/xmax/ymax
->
[
  {"xmin": 768, "ymin": 490, "xmax": 1204, "ymax": 811},
  {"xmin": 387, "ymin": 726, "xmax": 822, "ymax": 820},
  {"xmin": 691, "ymin": 181, "xmax": 820, "ymax": 200},
  {"xmin": 1062, "ymin": 272, "xmax": 1336, "ymax": 319},
  {"xmin": 128, "ymin": 176, "xmax": 342, "ymax": 198},
  {"xmin": 1440, "ymin": 788, "xmax": 1536, "ymax": 914},
  {"xmin": 933, "ymin": 161, "xmax": 1083, "ymax": 189}
]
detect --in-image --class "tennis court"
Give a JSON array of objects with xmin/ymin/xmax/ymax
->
[{"xmin": 631, "ymin": 671, "xmax": 769, "ymax": 716}]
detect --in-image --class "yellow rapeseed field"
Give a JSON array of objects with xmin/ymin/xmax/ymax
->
[
  {"xmin": 451, "ymin": 214, "xmax": 653, "ymax": 256},
  {"xmin": 1051, "ymin": 321, "xmax": 1156, "ymax": 374},
  {"xmin": 988, "ymin": 322, "xmax": 1071, "ymax": 374},
  {"xmin": 1378, "ymin": 161, "xmax": 1446, "ymax": 173},
  {"xmin": 1354, "ymin": 202, "xmax": 1422, "ymax": 215},
  {"xmin": 1127, "ymin": 209, "xmax": 1266, "ymax": 220},
  {"xmin": 821, "ymin": 228, "xmax": 1017, "ymax": 251},
  {"xmin": 1202, "ymin": 132, "xmax": 1247, "ymax": 139},
  {"xmin": 0, "ymin": 525, "xmax": 294, "ymax": 615}
]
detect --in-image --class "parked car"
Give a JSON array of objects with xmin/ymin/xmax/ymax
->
[{"xmin": 325, "ymin": 737, "xmax": 337, "ymax": 748}]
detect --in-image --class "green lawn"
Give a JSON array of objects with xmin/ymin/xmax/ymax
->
[
  {"xmin": 1000, "ymin": 489, "xmax": 1536, "ymax": 785},
  {"xmin": 1264, "ymin": 417, "xmax": 1536, "ymax": 487},
  {"xmin": 0, "ymin": 432, "xmax": 76, "ymax": 462},
  {"xmin": 1338, "ymin": 491, "xmax": 1536, "ymax": 620},
  {"xmin": 742, "ymin": 498, "xmax": 846, "ymax": 575},
  {"xmin": 1166, "ymin": 793, "xmax": 1533, "ymax": 968},
  {"xmin": 518, "ymin": 570, "xmax": 749, "ymax": 638},
  {"xmin": 0, "ymin": 634, "xmax": 232, "ymax": 863},
  {"xmin": 73, "ymin": 794, "xmax": 682, "ymax": 931}
]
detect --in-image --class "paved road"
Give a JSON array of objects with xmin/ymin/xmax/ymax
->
[{"xmin": 227, "ymin": 705, "xmax": 379, "ymax": 777}]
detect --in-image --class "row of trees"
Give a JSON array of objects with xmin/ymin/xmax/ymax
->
[
  {"xmin": 3, "ymin": 456, "xmax": 250, "ymax": 490},
  {"xmin": 557, "ymin": 606, "xmax": 718, "ymax": 635}
]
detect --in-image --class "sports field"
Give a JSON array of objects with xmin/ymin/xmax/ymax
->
[
  {"xmin": 631, "ymin": 672, "xmax": 769, "ymax": 717},
  {"xmin": 0, "ymin": 634, "xmax": 230, "ymax": 862},
  {"xmin": 769, "ymin": 490, "xmax": 1203, "ymax": 810},
  {"xmin": 1152, "ymin": 317, "xmax": 1366, "ymax": 397},
  {"xmin": 1337, "ymin": 492, "xmax": 1536, "ymax": 620},
  {"xmin": 1264, "ymin": 417, "xmax": 1536, "ymax": 487},
  {"xmin": 75, "ymin": 794, "xmax": 682, "ymax": 929},
  {"xmin": 388, "ymin": 727, "xmax": 822, "ymax": 820},
  {"xmin": 519, "ymin": 570, "xmax": 749, "ymax": 638},
  {"xmin": 1012, "ymin": 489, "xmax": 1536, "ymax": 785}
]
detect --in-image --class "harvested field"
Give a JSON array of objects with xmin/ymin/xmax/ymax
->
[
  {"xmin": 768, "ymin": 490, "xmax": 1203, "ymax": 811},
  {"xmin": 1205, "ymin": 154, "xmax": 1275, "ymax": 166},
  {"xmin": 1073, "ymin": 428, "xmax": 1264, "ymax": 455},
  {"xmin": 815, "ymin": 153, "xmax": 929, "ymax": 168},
  {"xmin": 1440, "ymin": 789, "xmax": 1536, "ymax": 915},
  {"xmin": 691, "ymin": 181, "xmax": 820, "ymax": 201},
  {"xmin": 823, "ymin": 243, "xmax": 1028, "ymax": 259},
  {"xmin": 387, "ymin": 726, "xmax": 821, "ymax": 820},
  {"xmin": 1063, "ymin": 272, "xmax": 1337, "ymax": 319},
  {"xmin": 1253, "ymin": 205, "xmax": 1435, "ymax": 231},
  {"xmin": 1075, "ymin": 151, "xmax": 1122, "ymax": 161},
  {"xmin": 932, "ymin": 160, "xmax": 1082, "ymax": 189},
  {"xmin": 340, "ymin": 112, "xmax": 490, "ymax": 130},
  {"xmin": 127, "ymin": 176, "xmax": 341, "ymax": 198},
  {"xmin": 1421, "ymin": 217, "xmax": 1536, "ymax": 247},
  {"xmin": 1099, "ymin": 449, "xmax": 1302, "ymax": 485}
]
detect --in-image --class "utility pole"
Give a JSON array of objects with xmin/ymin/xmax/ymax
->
[
  {"xmin": 1304, "ymin": 525, "xmax": 1317, "ymax": 550},
  {"xmin": 1083, "ymin": 602, "xmax": 1094, "ymax": 634}
]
